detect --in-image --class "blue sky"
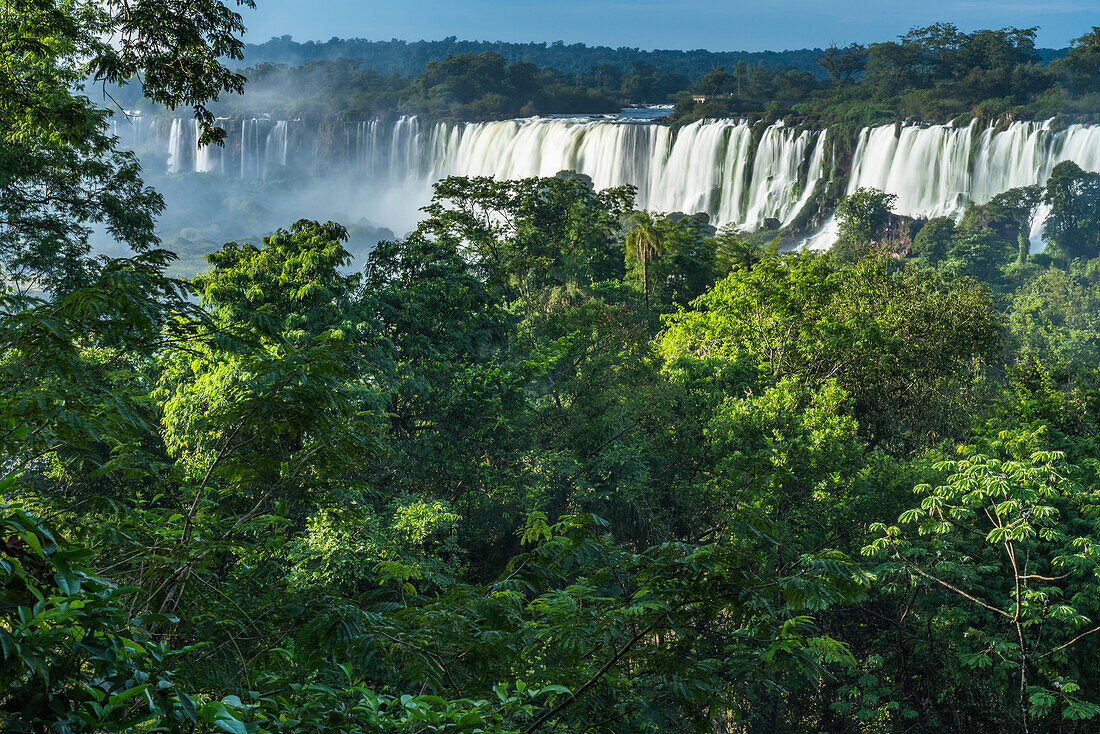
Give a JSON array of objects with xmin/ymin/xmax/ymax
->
[{"xmin": 242, "ymin": 0, "xmax": 1095, "ymax": 51}]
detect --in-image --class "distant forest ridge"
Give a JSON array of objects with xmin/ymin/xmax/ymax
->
[{"xmin": 241, "ymin": 35, "xmax": 1070, "ymax": 78}]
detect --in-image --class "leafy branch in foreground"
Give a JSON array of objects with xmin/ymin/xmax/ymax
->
[{"xmin": 865, "ymin": 448, "xmax": 1100, "ymax": 730}]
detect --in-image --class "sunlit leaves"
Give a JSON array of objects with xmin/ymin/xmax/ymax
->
[{"xmin": 660, "ymin": 252, "xmax": 1000, "ymax": 450}]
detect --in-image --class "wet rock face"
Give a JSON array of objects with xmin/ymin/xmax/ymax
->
[
  {"xmin": 881, "ymin": 215, "xmax": 922, "ymax": 256},
  {"xmin": 312, "ymin": 115, "xmax": 349, "ymax": 176}
]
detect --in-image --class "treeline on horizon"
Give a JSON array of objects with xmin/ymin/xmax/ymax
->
[
  {"xmin": 685, "ymin": 23, "xmax": 1100, "ymax": 128},
  {"xmin": 238, "ymin": 35, "xmax": 841, "ymax": 78},
  {"xmin": 111, "ymin": 23, "xmax": 1097, "ymax": 129}
]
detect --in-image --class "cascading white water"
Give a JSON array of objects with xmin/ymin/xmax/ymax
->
[
  {"xmin": 241, "ymin": 119, "xmax": 254, "ymax": 178},
  {"xmin": 803, "ymin": 119, "xmax": 1100, "ymax": 250},
  {"xmin": 164, "ymin": 116, "xmax": 291, "ymax": 179},
  {"xmin": 109, "ymin": 112, "xmax": 153, "ymax": 151},
  {"xmin": 194, "ymin": 120, "xmax": 227, "ymax": 174},
  {"xmin": 240, "ymin": 119, "xmax": 273, "ymax": 179},
  {"xmin": 742, "ymin": 125, "xmax": 826, "ymax": 228},
  {"xmin": 168, "ymin": 117, "xmax": 227, "ymax": 174},
  {"xmin": 846, "ymin": 119, "xmax": 1100, "ymax": 216},
  {"xmin": 430, "ymin": 118, "xmax": 669, "ymax": 195},
  {"xmin": 356, "ymin": 120, "xmax": 382, "ymax": 174},
  {"xmin": 390, "ymin": 116, "xmax": 422, "ymax": 180},
  {"xmin": 786, "ymin": 130, "xmax": 828, "ymax": 226},
  {"xmin": 426, "ymin": 117, "xmax": 827, "ymax": 229},
  {"xmin": 645, "ymin": 119, "xmax": 732, "ymax": 219},
  {"xmin": 264, "ymin": 121, "xmax": 289, "ymax": 176},
  {"xmin": 149, "ymin": 113, "xmax": 1100, "ymax": 243},
  {"xmin": 167, "ymin": 118, "xmax": 187, "ymax": 173},
  {"xmin": 845, "ymin": 122, "xmax": 975, "ymax": 219}
]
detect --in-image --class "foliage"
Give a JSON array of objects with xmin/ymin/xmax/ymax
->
[
  {"xmin": 911, "ymin": 216, "xmax": 956, "ymax": 268},
  {"xmin": 660, "ymin": 252, "xmax": 1000, "ymax": 450},
  {"xmin": 865, "ymin": 448, "xmax": 1100, "ymax": 729},
  {"xmin": 107, "ymin": 22, "xmax": 1096, "ymax": 129},
  {"xmin": 1, "ymin": 0, "xmax": 259, "ymax": 298},
  {"xmin": 944, "ymin": 226, "xmax": 1016, "ymax": 282},
  {"xmin": 624, "ymin": 210, "xmax": 664, "ymax": 310},
  {"xmin": 8, "ymin": 4, "xmax": 1100, "ymax": 729},
  {"xmin": 0, "ymin": 487, "xmax": 192, "ymax": 732},
  {"xmin": 831, "ymin": 188, "xmax": 898, "ymax": 260},
  {"xmin": 417, "ymin": 174, "xmax": 634, "ymax": 301},
  {"xmin": 1007, "ymin": 263, "xmax": 1100, "ymax": 369},
  {"xmin": 1043, "ymin": 161, "xmax": 1100, "ymax": 263},
  {"xmin": 240, "ymin": 36, "xmax": 831, "ymax": 80},
  {"xmin": 624, "ymin": 211, "xmax": 718, "ymax": 311}
]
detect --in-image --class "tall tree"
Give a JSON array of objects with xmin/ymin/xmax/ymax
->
[
  {"xmin": 1, "ymin": 0, "xmax": 255, "ymax": 297},
  {"xmin": 625, "ymin": 210, "xmax": 664, "ymax": 310},
  {"xmin": 817, "ymin": 43, "xmax": 868, "ymax": 83},
  {"xmin": 1043, "ymin": 161, "xmax": 1100, "ymax": 262},
  {"xmin": 831, "ymin": 188, "xmax": 898, "ymax": 261}
]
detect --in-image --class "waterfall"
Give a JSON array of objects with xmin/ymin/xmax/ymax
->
[
  {"xmin": 167, "ymin": 117, "xmax": 227, "ymax": 174},
  {"xmin": 264, "ymin": 120, "xmax": 289, "ymax": 176},
  {"xmin": 143, "ymin": 113, "xmax": 1100, "ymax": 244},
  {"xmin": 163, "ymin": 117, "xmax": 293, "ymax": 178},
  {"xmin": 742, "ymin": 125, "xmax": 823, "ymax": 228},
  {"xmin": 844, "ymin": 119, "xmax": 1100, "ymax": 219},
  {"xmin": 785, "ymin": 129, "xmax": 828, "ymax": 227},
  {"xmin": 109, "ymin": 112, "xmax": 153, "ymax": 151},
  {"xmin": 194, "ymin": 119, "xmax": 227, "ymax": 174},
  {"xmin": 845, "ymin": 122, "xmax": 975, "ymax": 219},
  {"xmin": 426, "ymin": 117, "xmax": 826, "ymax": 229},
  {"xmin": 167, "ymin": 118, "xmax": 187, "ymax": 173},
  {"xmin": 802, "ymin": 120, "xmax": 1100, "ymax": 250},
  {"xmin": 431, "ymin": 118, "xmax": 669, "ymax": 194},
  {"xmin": 241, "ymin": 119, "xmax": 252, "ymax": 178},
  {"xmin": 390, "ymin": 116, "xmax": 422, "ymax": 180},
  {"xmin": 356, "ymin": 120, "xmax": 382, "ymax": 174},
  {"xmin": 647, "ymin": 119, "xmax": 736, "ymax": 220},
  {"xmin": 240, "ymin": 119, "xmax": 272, "ymax": 179}
]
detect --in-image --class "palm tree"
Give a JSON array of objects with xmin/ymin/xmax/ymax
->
[{"xmin": 625, "ymin": 211, "xmax": 664, "ymax": 310}]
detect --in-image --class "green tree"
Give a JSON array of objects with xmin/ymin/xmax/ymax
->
[
  {"xmin": 695, "ymin": 65, "xmax": 736, "ymax": 95},
  {"xmin": 624, "ymin": 210, "xmax": 664, "ymax": 310},
  {"xmin": 622, "ymin": 211, "xmax": 717, "ymax": 310},
  {"xmin": 1008, "ymin": 264, "xmax": 1100, "ymax": 368},
  {"xmin": 866, "ymin": 448, "xmax": 1100, "ymax": 730},
  {"xmin": 863, "ymin": 42, "xmax": 924, "ymax": 98},
  {"xmin": 964, "ymin": 185, "xmax": 1043, "ymax": 265},
  {"xmin": 1043, "ymin": 161, "xmax": 1100, "ymax": 262},
  {"xmin": 0, "ymin": 491, "xmax": 202, "ymax": 731},
  {"xmin": 901, "ymin": 22, "xmax": 964, "ymax": 77},
  {"xmin": 712, "ymin": 226, "xmax": 773, "ymax": 272},
  {"xmin": 1053, "ymin": 27, "xmax": 1100, "ymax": 96},
  {"xmin": 159, "ymin": 220, "xmax": 381, "ymax": 541},
  {"xmin": 946, "ymin": 225, "xmax": 1016, "ymax": 282},
  {"xmin": 372, "ymin": 511, "xmax": 862, "ymax": 732},
  {"xmin": 660, "ymin": 253, "xmax": 1000, "ymax": 450},
  {"xmin": 1, "ymin": 0, "xmax": 255, "ymax": 297},
  {"xmin": 994, "ymin": 185, "xmax": 1044, "ymax": 265},
  {"xmin": 831, "ymin": 188, "xmax": 898, "ymax": 261},
  {"xmin": 911, "ymin": 216, "xmax": 956, "ymax": 268},
  {"xmin": 817, "ymin": 43, "xmax": 868, "ymax": 84},
  {"xmin": 419, "ymin": 174, "xmax": 633, "ymax": 302}
]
